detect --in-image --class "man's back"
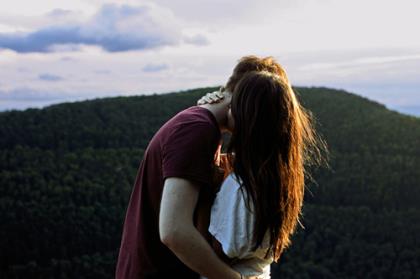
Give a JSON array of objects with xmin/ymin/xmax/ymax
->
[{"xmin": 116, "ymin": 106, "xmax": 221, "ymax": 279}]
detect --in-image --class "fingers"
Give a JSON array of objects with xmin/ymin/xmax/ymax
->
[
  {"xmin": 207, "ymin": 92, "xmax": 223, "ymax": 102},
  {"xmin": 213, "ymin": 91, "xmax": 225, "ymax": 99},
  {"xmin": 197, "ymin": 97, "xmax": 208, "ymax": 105},
  {"xmin": 197, "ymin": 91, "xmax": 225, "ymax": 105}
]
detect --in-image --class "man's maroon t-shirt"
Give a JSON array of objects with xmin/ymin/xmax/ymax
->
[{"xmin": 116, "ymin": 106, "xmax": 221, "ymax": 279}]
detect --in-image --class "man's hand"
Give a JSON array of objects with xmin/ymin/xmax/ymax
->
[{"xmin": 197, "ymin": 91, "xmax": 225, "ymax": 105}]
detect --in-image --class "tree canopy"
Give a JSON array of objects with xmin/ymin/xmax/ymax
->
[{"xmin": 1, "ymin": 87, "xmax": 419, "ymax": 278}]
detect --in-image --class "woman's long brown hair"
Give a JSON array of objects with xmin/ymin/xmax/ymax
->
[{"xmin": 227, "ymin": 69, "xmax": 327, "ymax": 262}]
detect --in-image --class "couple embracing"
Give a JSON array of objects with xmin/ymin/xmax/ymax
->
[{"xmin": 116, "ymin": 56, "xmax": 326, "ymax": 279}]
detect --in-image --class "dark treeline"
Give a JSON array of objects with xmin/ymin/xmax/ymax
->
[{"xmin": 0, "ymin": 87, "xmax": 419, "ymax": 278}]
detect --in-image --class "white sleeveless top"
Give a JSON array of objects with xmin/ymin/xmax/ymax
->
[{"xmin": 202, "ymin": 173, "xmax": 273, "ymax": 278}]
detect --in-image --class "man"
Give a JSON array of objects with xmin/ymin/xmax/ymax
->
[
  {"xmin": 116, "ymin": 56, "xmax": 288, "ymax": 279},
  {"xmin": 116, "ymin": 88, "xmax": 239, "ymax": 278}
]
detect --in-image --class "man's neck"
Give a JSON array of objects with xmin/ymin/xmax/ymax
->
[{"xmin": 199, "ymin": 103, "xmax": 228, "ymax": 130}]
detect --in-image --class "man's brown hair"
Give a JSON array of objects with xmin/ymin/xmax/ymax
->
[{"xmin": 225, "ymin": 55, "xmax": 290, "ymax": 92}]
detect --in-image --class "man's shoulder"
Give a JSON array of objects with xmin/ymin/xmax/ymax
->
[
  {"xmin": 149, "ymin": 106, "xmax": 220, "ymax": 149},
  {"xmin": 164, "ymin": 106, "xmax": 219, "ymax": 133},
  {"xmin": 173, "ymin": 106, "xmax": 216, "ymax": 124}
]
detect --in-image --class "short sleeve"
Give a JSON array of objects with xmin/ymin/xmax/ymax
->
[
  {"xmin": 208, "ymin": 174, "xmax": 256, "ymax": 258},
  {"xmin": 162, "ymin": 122, "xmax": 219, "ymax": 187}
]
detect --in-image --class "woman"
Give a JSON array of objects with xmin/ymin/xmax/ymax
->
[{"xmin": 200, "ymin": 69, "xmax": 327, "ymax": 278}]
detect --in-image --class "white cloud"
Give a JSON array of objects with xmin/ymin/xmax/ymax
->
[
  {"xmin": 0, "ymin": 0, "xmax": 94, "ymax": 17},
  {"xmin": 142, "ymin": 63, "xmax": 169, "ymax": 72},
  {"xmin": 38, "ymin": 73, "xmax": 64, "ymax": 81},
  {"xmin": 0, "ymin": 3, "xmax": 208, "ymax": 53},
  {"xmin": 0, "ymin": 0, "xmax": 419, "ymax": 116},
  {"xmin": 0, "ymin": 87, "xmax": 120, "ymax": 111}
]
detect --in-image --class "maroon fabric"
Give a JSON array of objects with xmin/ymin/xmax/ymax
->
[{"xmin": 116, "ymin": 106, "xmax": 221, "ymax": 279}]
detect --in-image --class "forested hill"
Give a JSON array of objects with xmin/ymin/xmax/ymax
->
[{"xmin": 1, "ymin": 87, "xmax": 419, "ymax": 278}]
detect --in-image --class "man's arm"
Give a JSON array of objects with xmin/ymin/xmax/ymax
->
[
  {"xmin": 211, "ymin": 236, "xmax": 234, "ymax": 265},
  {"xmin": 159, "ymin": 177, "xmax": 241, "ymax": 279}
]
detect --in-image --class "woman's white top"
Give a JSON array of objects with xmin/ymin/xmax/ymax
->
[{"xmin": 204, "ymin": 173, "xmax": 273, "ymax": 278}]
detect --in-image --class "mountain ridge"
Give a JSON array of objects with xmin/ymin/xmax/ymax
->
[{"xmin": 1, "ymin": 86, "xmax": 419, "ymax": 278}]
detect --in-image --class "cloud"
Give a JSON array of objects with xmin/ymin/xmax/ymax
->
[
  {"xmin": 142, "ymin": 63, "xmax": 169, "ymax": 72},
  {"xmin": 0, "ymin": 87, "xmax": 63, "ymax": 101},
  {"xmin": 0, "ymin": 4, "xmax": 209, "ymax": 53},
  {"xmin": 94, "ymin": 69, "xmax": 111, "ymax": 75},
  {"xmin": 0, "ymin": 87, "xmax": 119, "ymax": 111},
  {"xmin": 60, "ymin": 56, "xmax": 76, "ymax": 61},
  {"xmin": 183, "ymin": 34, "xmax": 209, "ymax": 46},
  {"xmin": 38, "ymin": 73, "xmax": 63, "ymax": 81},
  {"xmin": 150, "ymin": 0, "xmax": 299, "ymax": 26},
  {"xmin": 46, "ymin": 9, "xmax": 74, "ymax": 17},
  {"xmin": 298, "ymin": 54, "xmax": 420, "ymax": 71},
  {"xmin": 0, "ymin": 88, "xmax": 75, "ymax": 111}
]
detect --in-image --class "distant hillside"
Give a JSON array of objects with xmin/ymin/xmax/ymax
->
[{"xmin": 0, "ymin": 87, "xmax": 419, "ymax": 279}]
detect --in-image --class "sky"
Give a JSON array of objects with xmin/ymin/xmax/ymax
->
[{"xmin": 0, "ymin": 0, "xmax": 419, "ymax": 116}]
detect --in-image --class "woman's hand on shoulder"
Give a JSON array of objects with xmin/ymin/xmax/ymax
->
[{"xmin": 197, "ymin": 91, "xmax": 225, "ymax": 105}]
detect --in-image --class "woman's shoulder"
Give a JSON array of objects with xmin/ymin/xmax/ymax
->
[
  {"xmin": 212, "ymin": 173, "xmax": 242, "ymax": 208},
  {"xmin": 216, "ymin": 173, "xmax": 249, "ymax": 205},
  {"xmin": 221, "ymin": 173, "xmax": 242, "ymax": 192}
]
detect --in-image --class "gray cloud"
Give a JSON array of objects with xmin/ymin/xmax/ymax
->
[
  {"xmin": 0, "ymin": 87, "xmax": 119, "ymax": 111},
  {"xmin": 0, "ymin": 4, "xmax": 208, "ymax": 53},
  {"xmin": 94, "ymin": 69, "xmax": 111, "ymax": 75},
  {"xmin": 142, "ymin": 63, "xmax": 169, "ymax": 72},
  {"xmin": 38, "ymin": 73, "xmax": 63, "ymax": 81},
  {"xmin": 183, "ymin": 34, "xmax": 209, "ymax": 46},
  {"xmin": 60, "ymin": 56, "xmax": 76, "ymax": 61},
  {"xmin": 46, "ymin": 9, "xmax": 74, "ymax": 17},
  {"xmin": 17, "ymin": 67, "xmax": 30, "ymax": 73},
  {"xmin": 149, "ymin": 0, "xmax": 302, "ymax": 29},
  {"xmin": 0, "ymin": 88, "xmax": 62, "ymax": 101},
  {"xmin": 0, "ymin": 88, "xmax": 71, "ymax": 111}
]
